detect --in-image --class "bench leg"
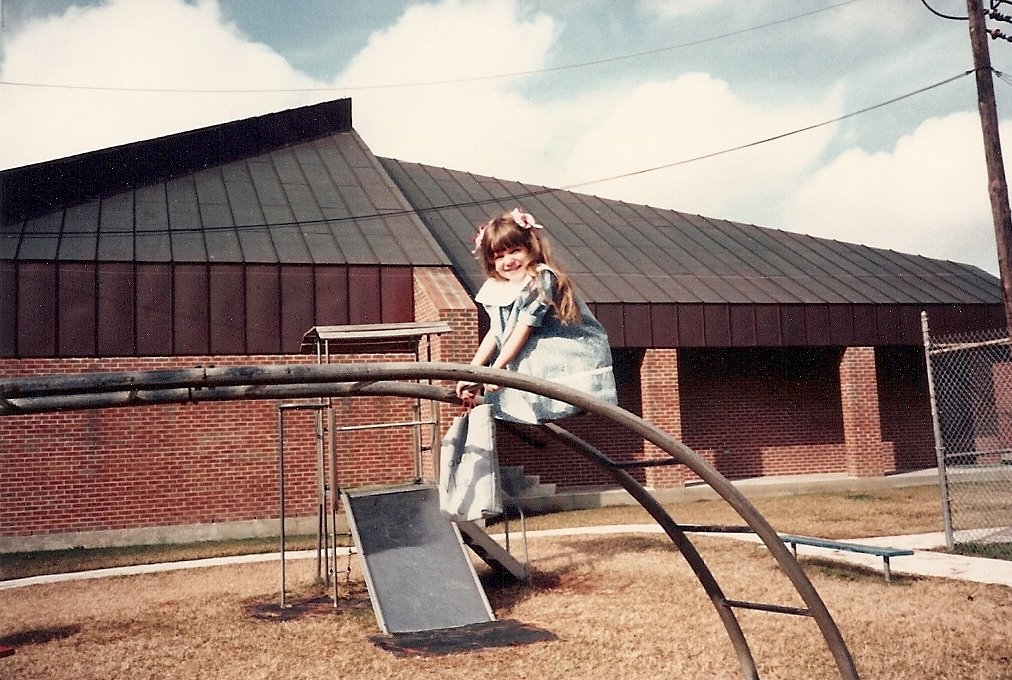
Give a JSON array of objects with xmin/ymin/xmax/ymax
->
[{"xmin": 883, "ymin": 556, "xmax": 891, "ymax": 583}]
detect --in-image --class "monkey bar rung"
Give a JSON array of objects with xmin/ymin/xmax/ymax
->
[{"xmin": 725, "ymin": 599, "xmax": 813, "ymax": 617}]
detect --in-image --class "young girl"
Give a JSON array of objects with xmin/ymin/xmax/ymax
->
[{"xmin": 455, "ymin": 208, "xmax": 617, "ymax": 423}]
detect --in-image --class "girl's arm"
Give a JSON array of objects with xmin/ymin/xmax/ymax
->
[
  {"xmin": 489, "ymin": 323, "xmax": 533, "ymax": 371},
  {"xmin": 455, "ymin": 331, "xmax": 500, "ymax": 398},
  {"xmin": 455, "ymin": 323, "xmax": 535, "ymax": 397},
  {"xmin": 482, "ymin": 323, "xmax": 534, "ymax": 393}
]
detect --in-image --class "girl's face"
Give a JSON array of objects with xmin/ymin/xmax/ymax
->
[{"xmin": 493, "ymin": 245, "xmax": 533, "ymax": 282}]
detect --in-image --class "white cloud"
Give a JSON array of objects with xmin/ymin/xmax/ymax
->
[
  {"xmin": 335, "ymin": 0, "xmax": 557, "ymax": 183},
  {"xmin": 1, "ymin": 0, "xmax": 319, "ymax": 169},
  {"xmin": 808, "ymin": 1, "xmax": 909, "ymax": 40},
  {"xmin": 783, "ymin": 112, "xmax": 1003, "ymax": 275},
  {"xmin": 636, "ymin": 0, "xmax": 728, "ymax": 20},
  {"xmin": 1, "ymin": 0, "xmax": 1000, "ymax": 280},
  {"xmin": 557, "ymin": 72, "xmax": 843, "ymax": 219}
]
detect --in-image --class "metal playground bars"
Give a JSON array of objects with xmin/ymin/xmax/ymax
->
[{"xmin": 0, "ymin": 362, "xmax": 860, "ymax": 680}]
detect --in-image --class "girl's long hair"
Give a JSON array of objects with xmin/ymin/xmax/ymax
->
[{"xmin": 476, "ymin": 211, "xmax": 581, "ymax": 324}]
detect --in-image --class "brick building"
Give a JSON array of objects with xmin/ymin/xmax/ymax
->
[{"xmin": 1, "ymin": 98, "xmax": 1003, "ymax": 550}]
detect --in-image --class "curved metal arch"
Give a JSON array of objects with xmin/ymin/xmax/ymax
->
[{"xmin": 0, "ymin": 362, "xmax": 859, "ymax": 679}]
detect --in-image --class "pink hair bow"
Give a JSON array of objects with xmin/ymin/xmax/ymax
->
[
  {"xmin": 511, "ymin": 207, "xmax": 544, "ymax": 231},
  {"xmin": 471, "ymin": 224, "xmax": 487, "ymax": 254}
]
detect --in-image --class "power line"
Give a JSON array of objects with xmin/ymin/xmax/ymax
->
[
  {"xmin": 8, "ymin": 70, "xmax": 974, "ymax": 239},
  {"xmin": 564, "ymin": 70, "xmax": 975, "ymax": 191},
  {"xmin": 920, "ymin": 0, "xmax": 968, "ymax": 21},
  {"xmin": 0, "ymin": 0, "xmax": 863, "ymax": 94}
]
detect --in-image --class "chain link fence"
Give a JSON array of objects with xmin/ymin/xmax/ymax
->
[{"xmin": 923, "ymin": 313, "xmax": 1012, "ymax": 559}]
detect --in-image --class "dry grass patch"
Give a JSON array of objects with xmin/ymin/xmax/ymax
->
[
  {"xmin": 3, "ymin": 486, "xmax": 945, "ymax": 582},
  {"xmin": 3, "ymin": 532, "xmax": 1010, "ymax": 679},
  {"xmin": 521, "ymin": 485, "xmax": 944, "ymax": 538}
]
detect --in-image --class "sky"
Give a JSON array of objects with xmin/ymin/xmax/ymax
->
[{"xmin": 1, "ymin": 0, "xmax": 1010, "ymax": 275}]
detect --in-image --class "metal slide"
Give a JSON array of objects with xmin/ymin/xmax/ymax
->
[{"xmin": 342, "ymin": 484, "xmax": 495, "ymax": 634}]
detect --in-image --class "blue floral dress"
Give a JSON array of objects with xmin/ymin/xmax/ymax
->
[{"xmin": 475, "ymin": 265, "xmax": 618, "ymax": 423}]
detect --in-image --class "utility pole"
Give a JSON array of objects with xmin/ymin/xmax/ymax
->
[{"xmin": 967, "ymin": 0, "xmax": 1012, "ymax": 332}]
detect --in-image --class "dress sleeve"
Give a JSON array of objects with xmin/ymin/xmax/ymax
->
[{"xmin": 516, "ymin": 269, "xmax": 557, "ymax": 327}]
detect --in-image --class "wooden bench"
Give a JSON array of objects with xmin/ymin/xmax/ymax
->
[{"xmin": 779, "ymin": 534, "xmax": 914, "ymax": 582}]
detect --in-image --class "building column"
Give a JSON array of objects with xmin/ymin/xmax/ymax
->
[
  {"xmin": 413, "ymin": 267, "xmax": 478, "ymax": 481},
  {"xmin": 640, "ymin": 348, "xmax": 687, "ymax": 488},
  {"xmin": 839, "ymin": 346, "xmax": 888, "ymax": 477}
]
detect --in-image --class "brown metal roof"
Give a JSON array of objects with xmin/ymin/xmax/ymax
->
[
  {"xmin": 1, "ymin": 100, "xmax": 448, "ymax": 268},
  {"xmin": 379, "ymin": 158, "xmax": 1003, "ymax": 347},
  {"xmin": 0, "ymin": 100, "xmax": 446, "ymax": 358},
  {"xmin": 0, "ymin": 97, "xmax": 1002, "ymax": 356}
]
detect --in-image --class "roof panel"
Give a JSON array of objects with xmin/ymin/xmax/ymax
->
[
  {"xmin": 19, "ymin": 211, "xmax": 61, "ymax": 260},
  {"xmin": 299, "ymin": 223, "xmax": 343, "ymax": 264},
  {"xmin": 248, "ymin": 160, "xmax": 288, "ymax": 207},
  {"xmin": 199, "ymin": 203, "xmax": 242, "ymax": 263},
  {"xmin": 281, "ymin": 181, "xmax": 324, "ymax": 223},
  {"xmin": 594, "ymin": 274, "xmax": 659, "ymax": 303},
  {"xmin": 135, "ymin": 183, "xmax": 171, "ymax": 262},
  {"xmin": 335, "ymin": 132, "xmax": 374, "ymax": 169},
  {"xmin": 319, "ymin": 141, "xmax": 356, "ymax": 184},
  {"xmin": 224, "ymin": 171, "xmax": 266, "ymax": 228},
  {"xmin": 59, "ymin": 202, "xmax": 99, "ymax": 260},
  {"xmin": 384, "ymin": 159, "xmax": 999, "ymax": 313},
  {"xmin": 166, "ymin": 177, "xmax": 206, "ymax": 262},
  {"xmin": 194, "ymin": 167, "xmax": 229, "ymax": 205},
  {"xmin": 338, "ymin": 184, "xmax": 376, "ymax": 217},
  {"xmin": 325, "ymin": 217, "xmax": 375, "ymax": 262},
  {"xmin": 271, "ymin": 149, "xmax": 305, "ymax": 184},
  {"xmin": 97, "ymin": 193, "xmax": 133, "ymax": 261},
  {"xmin": 264, "ymin": 205, "xmax": 311, "ymax": 263},
  {"xmin": 358, "ymin": 222, "xmax": 411, "ymax": 265},
  {"xmin": 0, "ymin": 225, "xmax": 21, "ymax": 259}
]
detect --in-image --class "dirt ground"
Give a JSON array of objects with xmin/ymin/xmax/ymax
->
[{"xmin": 3, "ymin": 532, "xmax": 1011, "ymax": 680}]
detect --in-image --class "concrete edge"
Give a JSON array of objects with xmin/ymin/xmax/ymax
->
[
  {"xmin": 0, "ymin": 515, "xmax": 342, "ymax": 554},
  {"xmin": 2, "ymin": 471, "xmax": 939, "ymax": 553}
]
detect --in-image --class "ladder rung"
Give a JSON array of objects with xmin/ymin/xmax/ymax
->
[
  {"xmin": 724, "ymin": 599, "xmax": 812, "ymax": 617},
  {"xmin": 611, "ymin": 458, "xmax": 680, "ymax": 469},
  {"xmin": 678, "ymin": 524, "xmax": 753, "ymax": 534}
]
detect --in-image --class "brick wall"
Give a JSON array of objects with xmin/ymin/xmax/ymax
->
[
  {"xmin": 876, "ymin": 346, "xmax": 936, "ymax": 471},
  {"xmin": 411, "ymin": 271, "xmax": 941, "ymax": 488},
  {"xmin": 3, "ymin": 263, "xmax": 943, "ymax": 544},
  {"xmin": 493, "ymin": 351, "xmax": 648, "ymax": 489},
  {"xmin": 666, "ymin": 345, "xmax": 935, "ymax": 481},
  {"xmin": 840, "ymin": 346, "xmax": 890, "ymax": 476},
  {"xmin": 641, "ymin": 348, "xmax": 687, "ymax": 487},
  {"xmin": 413, "ymin": 267, "xmax": 479, "ymax": 481},
  {"xmin": 676, "ymin": 347, "xmax": 849, "ymax": 479},
  {"xmin": 0, "ymin": 353, "xmax": 418, "ymax": 541}
]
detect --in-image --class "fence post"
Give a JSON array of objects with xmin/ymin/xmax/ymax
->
[{"xmin": 921, "ymin": 311, "xmax": 955, "ymax": 550}]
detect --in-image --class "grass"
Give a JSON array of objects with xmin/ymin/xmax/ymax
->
[
  {"xmin": 4, "ymin": 533, "xmax": 1011, "ymax": 679},
  {"xmin": 1, "ymin": 534, "xmax": 331, "ymax": 582},
  {"xmin": 2, "ymin": 486, "xmax": 947, "ymax": 582},
  {"xmin": 951, "ymin": 542, "xmax": 1012, "ymax": 561},
  {"xmin": 519, "ymin": 485, "xmax": 947, "ymax": 539},
  {"xmin": 3, "ymin": 484, "xmax": 1011, "ymax": 679}
]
